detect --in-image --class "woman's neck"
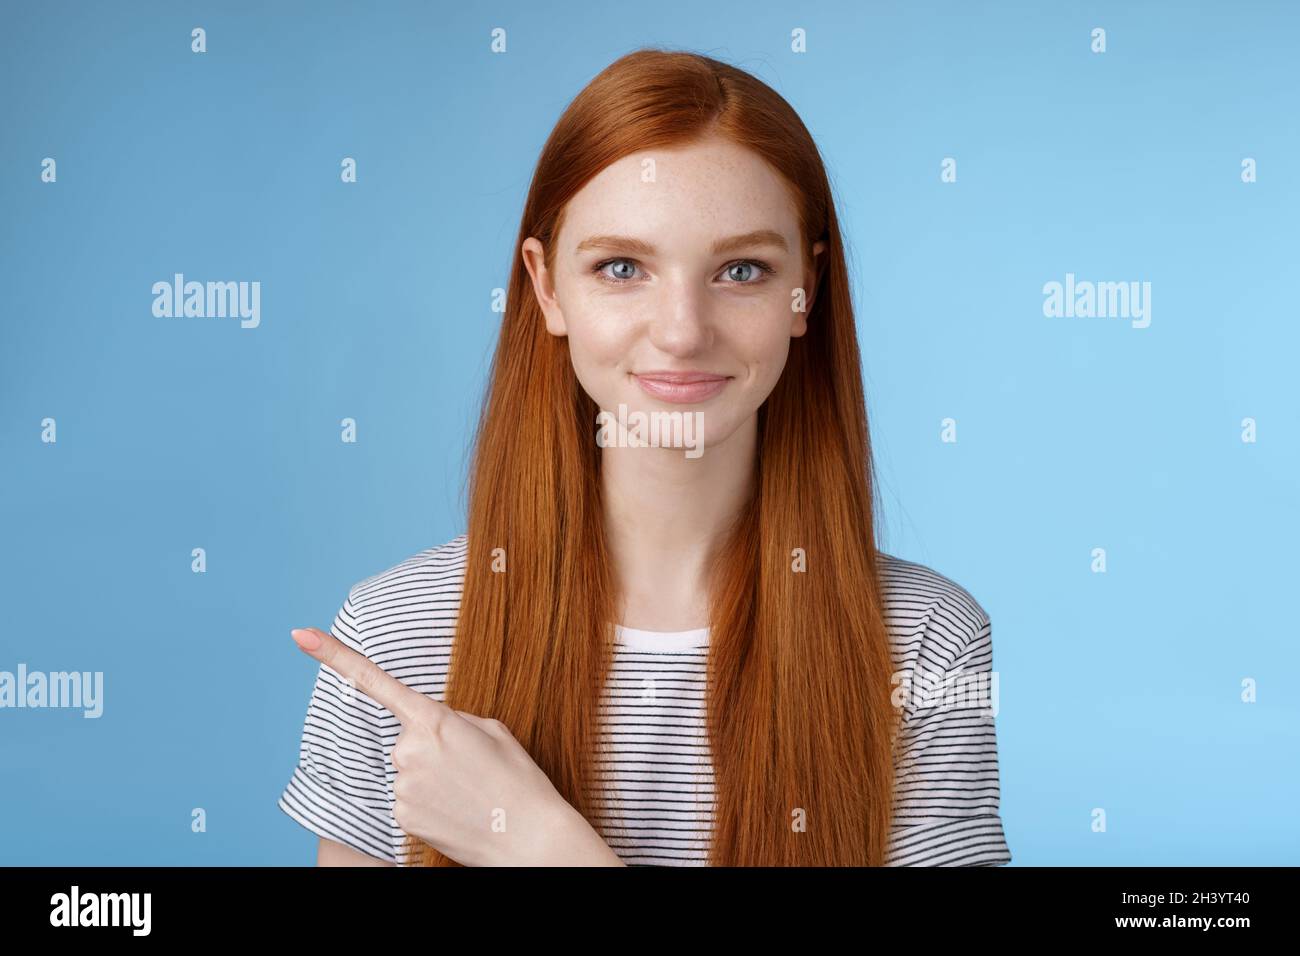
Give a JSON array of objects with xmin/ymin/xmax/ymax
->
[{"xmin": 599, "ymin": 413, "xmax": 757, "ymax": 631}]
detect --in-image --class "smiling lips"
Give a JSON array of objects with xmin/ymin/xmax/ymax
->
[{"xmin": 632, "ymin": 370, "xmax": 731, "ymax": 404}]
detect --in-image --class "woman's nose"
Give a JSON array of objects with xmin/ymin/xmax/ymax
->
[{"xmin": 645, "ymin": 283, "xmax": 713, "ymax": 356}]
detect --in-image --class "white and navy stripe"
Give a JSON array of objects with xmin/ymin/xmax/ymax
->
[{"xmin": 278, "ymin": 534, "xmax": 1012, "ymax": 866}]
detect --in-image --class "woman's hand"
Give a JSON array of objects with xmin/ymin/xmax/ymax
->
[{"xmin": 290, "ymin": 626, "xmax": 624, "ymax": 867}]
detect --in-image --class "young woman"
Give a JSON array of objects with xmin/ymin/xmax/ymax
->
[{"xmin": 278, "ymin": 47, "xmax": 1011, "ymax": 867}]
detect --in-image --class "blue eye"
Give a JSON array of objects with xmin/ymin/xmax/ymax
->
[
  {"xmin": 726, "ymin": 261, "xmax": 769, "ymax": 282},
  {"xmin": 594, "ymin": 258, "xmax": 640, "ymax": 281},
  {"xmin": 720, "ymin": 260, "xmax": 776, "ymax": 284}
]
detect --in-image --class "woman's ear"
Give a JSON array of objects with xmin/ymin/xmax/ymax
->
[
  {"xmin": 791, "ymin": 239, "xmax": 827, "ymax": 337},
  {"xmin": 521, "ymin": 237, "xmax": 567, "ymax": 336}
]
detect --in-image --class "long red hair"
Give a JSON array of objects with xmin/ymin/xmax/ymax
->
[{"xmin": 405, "ymin": 47, "xmax": 901, "ymax": 867}]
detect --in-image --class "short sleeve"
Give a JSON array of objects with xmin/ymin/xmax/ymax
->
[
  {"xmin": 277, "ymin": 590, "xmax": 397, "ymax": 863},
  {"xmin": 886, "ymin": 611, "xmax": 1012, "ymax": 866}
]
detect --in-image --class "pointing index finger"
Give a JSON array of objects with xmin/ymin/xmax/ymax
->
[{"xmin": 292, "ymin": 627, "xmax": 444, "ymax": 727}]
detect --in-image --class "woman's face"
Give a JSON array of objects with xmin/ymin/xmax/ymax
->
[{"xmin": 522, "ymin": 134, "xmax": 824, "ymax": 456}]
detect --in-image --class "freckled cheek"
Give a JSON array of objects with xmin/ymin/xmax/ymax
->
[
  {"xmin": 565, "ymin": 310, "xmax": 639, "ymax": 373},
  {"xmin": 726, "ymin": 317, "xmax": 795, "ymax": 385}
]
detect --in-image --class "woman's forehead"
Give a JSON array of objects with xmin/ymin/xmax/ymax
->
[{"xmin": 557, "ymin": 147, "xmax": 802, "ymax": 255}]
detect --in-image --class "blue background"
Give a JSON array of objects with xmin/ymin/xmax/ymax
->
[{"xmin": 1, "ymin": 0, "xmax": 1296, "ymax": 865}]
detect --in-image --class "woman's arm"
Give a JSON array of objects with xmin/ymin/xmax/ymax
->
[
  {"xmin": 541, "ymin": 802, "xmax": 628, "ymax": 866},
  {"xmin": 317, "ymin": 836, "xmax": 396, "ymax": 867},
  {"xmin": 317, "ymin": 822, "xmax": 622, "ymax": 867}
]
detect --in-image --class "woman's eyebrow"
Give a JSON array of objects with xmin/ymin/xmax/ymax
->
[{"xmin": 575, "ymin": 229, "xmax": 789, "ymax": 257}]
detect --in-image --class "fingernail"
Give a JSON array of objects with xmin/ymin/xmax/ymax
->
[{"xmin": 291, "ymin": 628, "xmax": 322, "ymax": 651}]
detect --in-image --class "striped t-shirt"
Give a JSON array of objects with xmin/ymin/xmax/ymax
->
[{"xmin": 278, "ymin": 534, "xmax": 1012, "ymax": 866}]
